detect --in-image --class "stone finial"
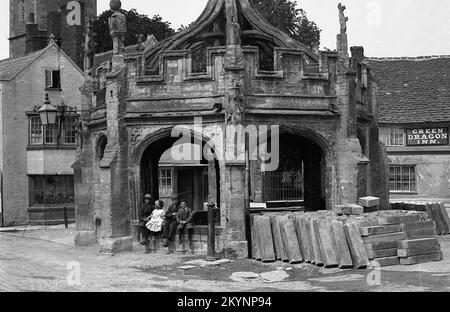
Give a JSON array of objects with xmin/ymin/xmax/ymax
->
[
  {"xmin": 136, "ymin": 34, "xmax": 144, "ymax": 51},
  {"xmin": 338, "ymin": 3, "xmax": 349, "ymax": 34},
  {"xmin": 337, "ymin": 3, "xmax": 349, "ymax": 54},
  {"xmin": 110, "ymin": 0, "xmax": 122, "ymax": 11},
  {"xmin": 109, "ymin": 1, "xmax": 127, "ymax": 55}
]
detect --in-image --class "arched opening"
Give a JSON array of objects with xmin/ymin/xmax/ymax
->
[
  {"xmin": 260, "ymin": 132, "xmax": 328, "ymax": 211},
  {"xmin": 139, "ymin": 132, "xmax": 221, "ymax": 214},
  {"xmin": 357, "ymin": 128, "xmax": 367, "ymax": 156},
  {"xmin": 96, "ymin": 135, "xmax": 107, "ymax": 163}
]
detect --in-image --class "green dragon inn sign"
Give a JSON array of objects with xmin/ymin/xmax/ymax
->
[{"xmin": 407, "ymin": 127, "xmax": 449, "ymax": 146}]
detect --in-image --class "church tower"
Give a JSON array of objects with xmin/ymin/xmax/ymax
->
[{"xmin": 9, "ymin": 0, "xmax": 97, "ymax": 68}]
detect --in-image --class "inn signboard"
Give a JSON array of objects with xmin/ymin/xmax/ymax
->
[{"xmin": 406, "ymin": 127, "xmax": 449, "ymax": 146}]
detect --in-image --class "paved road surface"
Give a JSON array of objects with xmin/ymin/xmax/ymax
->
[{"xmin": 0, "ymin": 232, "xmax": 449, "ymax": 292}]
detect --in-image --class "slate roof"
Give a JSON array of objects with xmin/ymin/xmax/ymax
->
[
  {"xmin": 0, "ymin": 49, "xmax": 44, "ymax": 81},
  {"xmin": 0, "ymin": 42, "xmax": 83, "ymax": 81},
  {"xmin": 368, "ymin": 56, "xmax": 450, "ymax": 124}
]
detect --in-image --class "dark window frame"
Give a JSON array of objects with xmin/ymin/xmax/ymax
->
[
  {"xmin": 45, "ymin": 69, "xmax": 61, "ymax": 90},
  {"xmin": 28, "ymin": 115, "xmax": 77, "ymax": 147},
  {"xmin": 29, "ymin": 175, "xmax": 75, "ymax": 207},
  {"xmin": 389, "ymin": 165, "xmax": 417, "ymax": 193}
]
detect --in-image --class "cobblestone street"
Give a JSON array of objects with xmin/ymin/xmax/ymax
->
[{"xmin": 0, "ymin": 227, "xmax": 449, "ymax": 292}]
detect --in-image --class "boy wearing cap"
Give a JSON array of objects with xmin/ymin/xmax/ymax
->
[{"xmin": 138, "ymin": 194, "xmax": 155, "ymax": 246}]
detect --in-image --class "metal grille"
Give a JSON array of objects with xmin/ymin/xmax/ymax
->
[{"xmin": 262, "ymin": 170, "xmax": 304, "ymax": 202}]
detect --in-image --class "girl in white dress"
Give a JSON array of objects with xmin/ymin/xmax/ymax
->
[{"xmin": 146, "ymin": 200, "xmax": 165, "ymax": 233}]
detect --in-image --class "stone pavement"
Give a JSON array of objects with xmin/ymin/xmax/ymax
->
[{"xmin": 0, "ymin": 226, "xmax": 449, "ymax": 292}]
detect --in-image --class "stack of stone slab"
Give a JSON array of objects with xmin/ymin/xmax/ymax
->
[
  {"xmin": 250, "ymin": 208, "xmax": 444, "ymax": 268},
  {"xmin": 391, "ymin": 202, "xmax": 450, "ymax": 235},
  {"xmin": 358, "ymin": 196, "xmax": 381, "ymax": 213}
]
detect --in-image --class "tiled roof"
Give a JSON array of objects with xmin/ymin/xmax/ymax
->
[
  {"xmin": 0, "ymin": 49, "xmax": 44, "ymax": 81},
  {"xmin": 368, "ymin": 57, "xmax": 450, "ymax": 124}
]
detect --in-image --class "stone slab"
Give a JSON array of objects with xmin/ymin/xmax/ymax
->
[
  {"xmin": 346, "ymin": 204, "xmax": 364, "ymax": 215},
  {"xmin": 377, "ymin": 214, "xmax": 423, "ymax": 225},
  {"xmin": 317, "ymin": 220, "xmax": 339, "ymax": 268},
  {"xmin": 399, "ymin": 237, "xmax": 440, "ymax": 249},
  {"xmin": 255, "ymin": 216, "xmax": 276, "ymax": 262},
  {"xmin": 361, "ymin": 232, "xmax": 406, "ymax": 244},
  {"xmin": 399, "ymin": 252, "xmax": 443, "ymax": 265},
  {"xmin": 251, "ymin": 215, "xmax": 261, "ymax": 260},
  {"xmin": 303, "ymin": 217, "xmax": 314, "ymax": 263},
  {"xmin": 401, "ymin": 221, "xmax": 436, "ymax": 232},
  {"xmin": 371, "ymin": 256, "xmax": 400, "ymax": 267},
  {"xmin": 270, "ymin": 216, "xmax": 285, "ymax": 261},
  {"xmin": 311, "ymin": 218, "xmax": 324, "ymax": 266},
  {"xmin": 358, "ymin": 196, "xmax": 380, "ymax": 208},
  {"xmin": 367, "ymin": 248, "xmax": 399, "ymax": 260},
  {"xmin": 439, "ymin": 203, "xmax": 450, "ymax": 234},
  {"xmin": 344, "ymin": 222, "xmax": 369, "ymax": 269},
  {"xmin": 280, "ymin": 216, "xmax": 303, "ymax": 264},
  {"xmin": 397, "ymin": 243, "xmax": 441, "ymax": 258},
  {"xmin": 330, "ymin": 220, "xmax": 353, "ymax": 269},
  {"xmin": 293, "ymin": 214, "xmax": 311, "ymax": 263},
  {"xmin": 364, "ymin": 240, "xmax": 400, "ymax": 252},
  {"xmin": 404, "ymin": 227, "xmax": 437, "ymax": 240},
  {"xmin": 359, "ymin": 224, "xmax": 403, "ymax": 237}
]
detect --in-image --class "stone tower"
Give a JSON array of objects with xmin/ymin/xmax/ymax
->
[{"xmin": 9, "ymin": 0, "xmax": 97, "ymax": 68}]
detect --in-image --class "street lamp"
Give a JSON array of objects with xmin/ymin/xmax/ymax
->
[{"xmin": 38, "ymin": 94, "xmax": 58, "ymax": 126}]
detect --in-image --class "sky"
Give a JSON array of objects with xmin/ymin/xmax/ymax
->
[{"xmin": 1, "ymin": 0, "xmax": 450, "ymax": 60}]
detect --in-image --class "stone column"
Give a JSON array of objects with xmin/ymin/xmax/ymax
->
[
  {"xmin": 221, "ymin": 0, "xmax": 249, "ymax": 258},
  {"xmin": 74, "ymin": 77, "xmax": 97, "ymax": 246},
  {"xmin": 93, "ymin": 0, "xmax": 133, "ymax": 253}
]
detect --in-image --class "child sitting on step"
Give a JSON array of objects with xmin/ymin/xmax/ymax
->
[{"xmin": 145, "ymin": 200, "xmax": 165, "ymax": 250}]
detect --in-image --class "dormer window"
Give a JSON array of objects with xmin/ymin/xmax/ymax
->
[{"xmin": 45, "ymin": 70, "xmax": 61, "ymax": 89}]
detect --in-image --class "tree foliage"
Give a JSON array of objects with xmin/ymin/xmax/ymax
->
[
  {"xmin": 93, "ymin": 9, "xmax": 175, "ymax": 53},
  {"xmin": 250, "ymin": 0, "xmax": 321, "ymax": 48},
  {"xmin": 93, "ymin": 1, "xmax": 320, "ymax": 54}
]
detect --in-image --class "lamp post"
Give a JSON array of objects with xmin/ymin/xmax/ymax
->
[{"xmin": 38, "ymin": 94, "xmax": 58, "ymax": 126}]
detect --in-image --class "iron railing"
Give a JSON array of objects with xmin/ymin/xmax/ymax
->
[{"xmin": 262, "ymin": 171, "xmax": 304, "ymax": 202}]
